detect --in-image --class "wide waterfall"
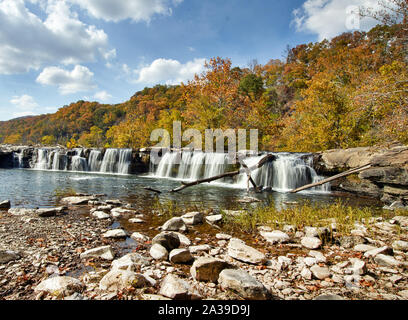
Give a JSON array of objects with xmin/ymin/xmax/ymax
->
[
  {"xmin": 30, "ymin": 148, "xmax": 133, "ymax": 175},
  {"xmin": 152, "ymin": 151, "xmax": 329, "ymax": 193}
]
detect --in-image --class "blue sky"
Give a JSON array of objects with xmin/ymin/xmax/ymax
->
[{"xmin": 0, "ymin": 0, "xmax": 380, "ymax": 121}]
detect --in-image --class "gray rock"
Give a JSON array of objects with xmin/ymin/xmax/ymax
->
[
  {"xmin": 301, "ymin": 237, "xmax": 322, "ymax": 250},
  {"xmin": 150, "ymin": 244, "xmax": 169, "ymax": 261},
  {"xmin": 392, "ymin": 240, "xmax": 408, "ymax": 252},
  {"xmin": 64, "ymin": 293, "xmax": 88, "ymax": 300},
  {"xmin": 161, "ymin": 217, "xmax": 188, "ymax": 232},
  {"xmin": 354, "ymin": 244, "xmax": 377, "ymax": 253},
  {"xmin": 111, "ymin": 253, "xmax": 150, "ymax": 271},
  {"xmin": 349, "ymin": 258, "xmax": 366, "ymax": 275},
  {"xmin": 152, "ymin": 232, "xmax": 180, "ymax": 251},
  {"xmin": 129, "ymin": 218, "xmax": 144, "ymax": 224},
  {"xmin": 305, "ymin": 226, "xmax": 330, "ymax": 238},
  {"xmin": 301, "ymin": 267, "xmax": 312, "ymax": 280},
  {"xmin": 92, "ymin": 211, "xmax": 111, "ymax": 220},
  {"xmin": 35, "ymin": 276, "xmax": 84, "ymax": 297},
  {"xmin": 159, "ymin": 274, "xmax": 201, "ymax": 300},
  {"xmin": 99, "ymin": 270, "xmax": 150, "ymax": 292},
  {"xmin": 0, "ymin": 250, "xmax": 21, "ymax": 264},
  {"xmin": 216, "ymin": 233, "xmax": 232, "ymax": 240},
  {"xmin": 102, "ymin": 229, "xmax": 128, "ymax": 239},
  {"xmin": 205, "ymin": 214, "xmax": 223, "ymax": 224},
  {"xmin": 111, "ymin": 207, "xmax": 134, "ymax": 218},
  {"xmin": 364, "ymin": 246, "xmax": 393, "ymax": 258},
  {"xmin": 36, "ymin": 207, "xmax": 66, "ymax": 217},
  {"xmin": 260, "ymin": 230, "xmax": 290, "ymax": 244},
  {"xmin": 80, "ymin": 246, "xmax": 115, "ymax": 261},
  {"xmin": 0, "ymin": 200, "xmax": 11, "ymax": 209},
  {"xmin": 313, "ymin": 294, "xmax": 344, "ymax": 300},
  {"xmin": 398, "ymin": 290, "xmax": 408, "ymax": 299},
  {"xmin": 310, "ymin": 265, "xmax": 331, "ymax": 280},
  {"xmin": 227, "ymin": 238, "xmax": 266, "ymax": 265},
  {"xmin": 189, "ymin": 245, "xmax": 211, "ymax": 254},
  {"xmin": 374, "ymin": 254, "xmax": 402, "ymax": 267},
  {"xmin": 181, "ymin": 212, "xmax": 204, "ymax": 225},
  {"xmin": 8, "ymin": 208, "xmax": 36, "ymax": 216},
  {"xmin": 190, "ymin": 257, "xmax": 235, "ymax": 282},
  {"xmin": 218, "ymin": 269, "xmax": 269, "ymax": 300},
  {"xmin": 61, "ymin": 196, "xmax": 96, "ymax": 205},
  {"xmin": 169, "ymin": 249, "xmax": 193, "ymax": 264},
  {"xmin": 339, "ymin": 236, "xmax": 366, "ymax": 249},
  {"xmin": 393, "ymin": 216, "xmax": 408, "ymax": 227},
  {"xmin": 131, "ymin": 232, "xmax": 149, "ymax": 243},
  {"xmin": 309, "ymin": 251, "xmax": 327, "ymax": 263}
]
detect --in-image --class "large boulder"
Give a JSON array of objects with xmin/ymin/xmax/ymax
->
[
  {"xmin": 159, "ymin": 274, "xmax": 201, "ymax": 300},
  {"xmin": 80, "ymin": 246, "xmax": 115, "ymax": 261},
  {"xmin": 35, "ymin": 276, "xmax": 84, "ymax": 297},
  {"xmin": 36, "ymin": 207, "xmax": 66, "ymax": 218},
  {"xmin": 99, "ymin": 270, "xmax": 150, "ymax": 292},
  {"xmin": 150, "ymin": 244, "xmax": 169, "ymax": 261},
  {"xmin": 152, "ymin": 232, "xmax": 180, "ymax": 251},
  {"xmin": 0, "ymin": 200, "xmax": 11, "ymax": 210},
  {"xmin": 161, "ymin": 217, "xmax": 188, "ymax": 232},
  {"xmin": 181, "ymin": 212, "xmax": 204, "ymax": 225},
  {"xmin": 61, "ymin": 196, "xmax": 96, "ymax": 205},
  {"xmin": 169, "ymin": 249, "xmax": 193, "ymax": 264},
  {"xmin": 190, "ymin": 257, "xmax": 235, "ymax": 283},
  {"xmin": 218, "ymin": 269, "xmax": 269, "ymax": 300},
  {"xmin": 227, "ymin": 238, "xmax": 266, "ymax": 265}
]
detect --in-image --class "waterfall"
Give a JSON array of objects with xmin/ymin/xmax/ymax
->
[
  {"xmin": 88, "ymin": 150, "xmax": 102, "ymax": 172},
  {"xmin": 100, "ymin": 149, "xmax": 132, "ymax": 174},
  {"xmin": 71, "ymin": 156, "xmax": 88, "ymax": 172},
  {"xmin": 13, "ymin": 151, "xmax": 24, "ymax": 168},
  {"xmin": 34, "ymin": 149, "xmax": 49, "ymax": 170},
  {"xmin": 153, "ymin": 151, "xmax": 330, "ymax": 193}
]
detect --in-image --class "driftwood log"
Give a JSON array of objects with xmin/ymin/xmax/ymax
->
[{"xmin": 290, "ymin": 164, "xmax": 372, "ymax": 193}]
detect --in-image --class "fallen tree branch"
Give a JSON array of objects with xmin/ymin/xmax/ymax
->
[
  {"xmin": 144, "ymin": 187, "xmax": 162, "ymax": 194},
  {"xmin": 171, "ymin": 154, "xmax": 275, "ymax": 193},
  {"xmin": 290, "ymin": 164, "xmax": 372, "ymax": 193}
]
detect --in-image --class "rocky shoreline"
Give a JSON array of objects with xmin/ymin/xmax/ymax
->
[{"xmin": 1, "ymin": 195, "xmax": 407, "ymax": 300}]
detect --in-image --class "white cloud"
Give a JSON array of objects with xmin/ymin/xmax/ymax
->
[
  {"xmin": 134, "ymin": 58, "xmax": 206, "ymax": 85},
  {"xmin": 10, "ymin": 94, "xmax": 39, "ymax": 118},
  {"xmin": 94, "ymin": 90, "xmax": 112, "ymax": 102},
  {"xmin": 68, "ymin": 0, "xmax": 183, "ymax": 22},
  {"xmin": 36, "ymin": 65, "xmax": 96, "ymax": 94},
  {"xmin": 292, "ymin": 0, "xmax": 383, "ymax": 41},
  {"xmin": 0, "ymin": 0, "xmax": 111, "ymax": 74}
]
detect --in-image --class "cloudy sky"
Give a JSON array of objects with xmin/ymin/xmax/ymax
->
[{"xmin": 0, "ymin": 0, "xmax": 381, "ymax": 120}]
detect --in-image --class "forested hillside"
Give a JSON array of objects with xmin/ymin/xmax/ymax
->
[{"xmin": 1, "ymin": 20, "xmax": 407, "ymax": 152}]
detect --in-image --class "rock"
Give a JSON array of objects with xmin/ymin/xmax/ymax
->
[
  {"xmin": 338, "ymin": 236, "xmax": 366, "ymax": 249},
  {"xmin": 105, "ymin": 199, "xmax": 122, "ymax": 206},
  {"xmin": 313, "ymin": 294, "xmax": 344, "ymax": 300},
  {"xmin": 364, "ymin": 246, "xmax": 393, "ymax": 258},
  {"xmin": 190, "ymin": 257, "xmax": 235, "ymax": 282},
  {"xmin": 260, "ymin": 230, "xmax": 290, "ymax": 244},
  {"xmin": 173, "ymin": 232, "xmax": 191, "ymax": 247},
  {"xmin": 205, "ymin": 214, "xmax": 223, "ymax": 224},
  {"xmin": 189, "ymin": 245, "xmax": 211, "ymax": 254},
  {"xmin": 354, "ymin": 244, "xmax": 377, "ymax": 253},
  {"xmin": 36, "ymin": 207, "xmax": 66, "ymax": 217},
  {"xmin": 304, "ymin": 257, "xmax": 317, "ymax": 267},
  {"xmin": 181, "ymin": 212, "xmax": 204, "ymax": 225},
  {"xmin": 392, "ymin": 240, "xmax": 408, "ymax": 252},
  {"xmin": 349, "ymin": 258, "xmax": 366, "ymax": 275},
  {"xmin": 99, "ymin": 270, "xmax": 150, "ymax": 292},
  {"xmin": 152, "ymin": 232, "xmax": 181, "ymax": 251},
  {"xmin": 301, "ymin": 237, "xmax": 322, "ymax": 250},
  {"xmin": 398, "ymin": 290, "xmax": 408, "ymax": 299},
  {"xmin": 111, "ymin": 207, "xmax": 134, "ymax": 218},
  {"xmin": 283, "ymin": 225, "xmax": 296, "ymax": 233},
  {"xmin": 131, "ymin": 232, "xmax": 149, "ymax": 243},
  {"xmin": 8, "ymin": 208, "xmax": 36, "ymax": 216},
  {"xmin": 161, "ymin": 217, "xmax": 188, "ymax": 232},
  {"xmin": 384, "ymin": 201, "xmax": 406, "ymax": 211},
  {"xmin": 309, "ymin": 251, "xmax": 327, "ymax": 263},
  {"xmin": 102, "ymin": 229, "xmax": 128, "ymax": 239},
  {"xmin": 129, "ymin": 218, "xmax": 144, "ymax": 224},
  {"xmin": 159, "ymin": 274, "xmax": 201, "ymax": 300},
  {"xmin": 374, "ymin": 254, "xmax": 402, "ymax": 267},
  {"xmin": 92, "ymin": 211, "xmax": 111, "ymax": 220},
  {"xmin": 218, "ymin": 269, "xmax": 269, "ymax": 300},
  {"xmin": 310, "ymin": 265, "xmax": 331, "ymax": 280},
  {"xmin": 150, "ymin": 244, "xmax": 169, "ymax": 261},
  {"xmin": 64, "ymin": 293, "xmax": 88, "ymax": 300},
  {"xmin": 0, "ymin": 250, "xmax": 21, "ymax": 264},
  {"xmin": 141, "ymin": 294, "xmax": 171, "ymax": 301},
  {"xmin": 169, "ymin": 249, "xmax": 193, "ymax": 264},
  {"xmin": 304, "ymin": 226, "xmax": 330, "ymax": 239},
  {"xmin": 301, "ymin": 268, "xmax": 312, "ymax": 280},
  {"xmin": 35, "ymin": 276, "xmax": 84, "ymax": 297},
  {"xmin": 0, "ymin": 200, "xmax": 11, "ymax": 209},
  {"xmin": 61, "ymin": 196, "xmax": 96, "ymax": 205},
  {"xmin": 111, "ymin": 253, "xmax": 150, "ymax": 271},
  {"xmin": 227, "ymin": 238, "xmax": 266, "ymax": 265},
  {"xmin": 393, "ymin": 216, "xmax": 408, "ymax": 227},
  {"xmin": 223, "ymin": 210, "xmax": 245, "ymax": 217},
  {"xmin": 216, "ymin": 233, "xmax": 232, "ymax": 240},
  {"xmin": 80, "ymin": 246, "xmax": 115, "ymax": 261}
]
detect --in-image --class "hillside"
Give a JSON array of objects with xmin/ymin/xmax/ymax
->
[{"xmin": 1, "ymin": 24, "xmax": 407, "ymax": 152}]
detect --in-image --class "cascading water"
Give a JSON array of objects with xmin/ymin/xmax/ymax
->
[
  {"xmin": 152, "ymin": 151, "xmax": 330, "ymax": 193},
  {"xmin": 88, "ymin": 150, "xmax": 102, "ymax": 172},
  {"xmin": 13, "ymin": 151, "xmax": 24, "ymax": 168},
  {"xmin": 34, "ymin": 149, "xmax": 49, "ymax": 170},
  {"xmin": 100, "ymin": 149, "xmax": 132, "ymax": 174}
]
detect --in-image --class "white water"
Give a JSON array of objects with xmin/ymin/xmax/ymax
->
[
  {"xmin": 152, "ymin": 151, "xmax": 330, "ymax": 193},
  {"xmin": 88, "ymin": 150, "xmax": 102, "ymax": 172},
  {"xmin": 100, "ymin": 149, "xmax": 132, "ymax": 174},
  {"xmin": 34, "ymin": 149, "xmax": 49, "ymax": 170}
]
